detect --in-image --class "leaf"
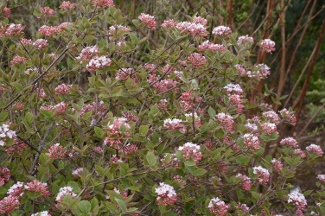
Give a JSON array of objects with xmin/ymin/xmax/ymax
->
[
  {"xmin": 114, "ymin": 198, "xmax": 127, "ymax": 212},
  {"xmin": 236, "ymin": 155, "xmax": 251, "ymax": 165},
  {"xmin": 0, "ymin": 111, "xmax": 8, "ymax": 121},
  {"xmin": 208, "ymin": 106, "xmax": 216, "ymax": 118},
  {"xmin": 77, "ymin": 200, "xmax": 91, "ymax": 215},
  {"xmin": 94, "ymin": 127, "xmax": 105, "ymax": 138},
  {"xmin": 139, "ymin": 125, "xmax": 149, "ymax": 136},
  {"xmin": 11, "ymin": 82, "xmax": 23, "ymax": 91},
  {"xmin": 283, "ymin": 157, "xmax": 294, "ymax": 166},
  {"xmin": 192, "ymin": 168, "xmax": 207, "ymax": 176},
  {"xmin": 146, "ymin": 151, "xmax": 157, "ymax": 166}
]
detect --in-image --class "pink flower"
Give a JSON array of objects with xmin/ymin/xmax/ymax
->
[
  {"xmin": 271, "ymin": 158, "xmax": 283, "ymax": 173},
  {"xmin": 243, "ymin": 134, "xmax": 261, "ymax": 150},
  {"xmin": 86, "ymin": 56, "xmax": 112, "ymax": 72},
  {"xmin": 4, "ymin": 24, "xmax": 25, "ymax": 37},
  {"xmin": 76, "ymin": 46, "xmax": 99, "ymax": 63},
  {"xmin": 92, "ymin": 0, "xmax": 115, "ymax": 8},
  {"xmin": 198, "ymin": 40, "xmax": 226, "ymax": 53},
  {"xmin": 38, "ymin": 25, "xmax": 59, "ymax": 37},
  {"xmin": 176, "ymin": 21, "xmax": 207, "ymax": 37},
  {"xmin": 192, "ymin": 16, "xmax": 208, "ymax": 26},
  {"xmin": 260, "ymin": 39, "xmax": 275, "ymax": 53},
  {"xmin": 178, "ymin": 142, "xmax": 202, "ymax": 163},
  {"xmin": 237, "ymin": 35, "xmax": 254, "ymax": 45},
  {"xmin": 33, "ymin": 39, "xmax": 48, "ymax": 50},
  {"xmin": 212, "ymin": 26, "xmax": 232, "ymax": 36},
  {"xmin": 10, "ymin": 55, "xmax": 27, "ymax": 66},
  {"xmin": 0, "ymin": 196, "xmax": 20, "ymax": 215},
  {"xmin": 216, "ymin": 113, "xmax": 234, "ymax": 134},
  {"xmin": 236, "ymin": 173, "xmax": 252, "ymax": 191},
  {"xmin": 54, "ymin": 101, "xmax": 68, "ymax": 115},
  {"xmin": 39, "ymin": 7, "xmax": 55, "ymax": 18},
  {"xmin": 55, "ymin": 84, "xmax": 72, "ymax": 95},
  {"xmin": 235, "ymin": 64, "xmax": 246, "ymax": 76},
  {"xmin": 2, "ymin": 7, "xmax": 11, "ymax": 18},
  {"xmin": 280, "ymin": 137, "xmax": 298, "ymax": 148},
  {"xmin": 279, "ymin": 108, "xmax": 297, "ymax": 126},
  {"xmin": 294, "ymin": 149, "xmax": 306, "ymax": 158},
  {"xmin": 24, "ymin": 180, "xmax": 50, "ymax": 197},
  {"xmin": 7, "ymin": 182, "xmax": 24, "ymax": 197},
  {"xmin": 105, "ymin": 117, "xmax": 131, "ymax": 149},
  {"xmin": 236, "ymin": 203, "xmax": 250, "ymax": 214},
  {"xmin": 208, "ymin": 197, "xmax": 229, "ymax": 216},
  {"xmin": 138, "ymin": 13, "xmax": 156, "ymax": 30},
  {"xmin": 123, "ymin": 144, "xmax": 138, "ymax": 155},
  {"xmin": 59, "ymin": 1, "xmax": 76, "ymax": 10},
  {"xmin": 20, "ymin": 38, "xmax": 33, "ymax": 45},
  {"xmin": 223, "ymin": 83, "xmax": 243, "ymax": 95},
  {"xmin": 187, "ymin": 52, "xmax": 206, "ymax": 67},
  {"xmin": 163, "ymin": 118, "xmax": 186, "ymax": 134},
  {"xmin": 262, "ymin": 110, "xmax": 280, "ymax": 124},
  {"xmin": 155, "ymin": 183, "xmax": 177, "ymax": 206},
  {"xmin": 288, "ymin": 189, "xmax": 307, "ymax": 210},
  {"xmin": 306, "ymin": 144, "xmax": 323, "ymax": 157},
  {"xmin": 72, "ymin": 168, "xmax": 84, "ymax": 177},
  {"xmin": 56, "ymin": 186, "xmax": 76, "ymax": 202},
  {"xmin": 46, "ymin": 143, "xmax": 68, "ymax": 160},
  {"xmin": 317, "ymin": 174, "xmax": 325, "ymax": 183},
  {"xmin": 31, "ymin": 211, "xmax": 51, "ymax": 216},
  {"xmin": 261, "ymin": 122, "xmax": 278, "ymax": 135},
  {"xmin": 0, "ymin": 167, "xmax": 10, "ymax": 186},
  {"xmin": 253, "ymin": 166, "xmax": 270, "ymax": 184},
  {"xmin": 161, "ymin": 19, "xmax": 178, "ymax": 28}
]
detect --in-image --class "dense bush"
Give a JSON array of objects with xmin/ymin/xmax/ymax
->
[{"xmin": 0, "ymin": 1, "xmax": 324, "ymax": 215}]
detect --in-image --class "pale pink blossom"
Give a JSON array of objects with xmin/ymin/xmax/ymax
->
[
  {"xmin": 178, "ymin": 142, "xmax": 202, "ymax": 163},
  {"xmin": 279, "ymin": 108, "xmax": 297, "ymax": 125},
  {"xmin": 59, "ymin": 1, "xmax": 76, "ymax": 10},
  {"xmin": 56, "ymin": 186, "xmax": 77, "ymax": 202},
  {"xmin": 10, "ymin": 56, "xmax": 27, "ymax": 66},
  {"xmin": 155, "ymin": 183, "xmax": 177, "ymax": 206},
  {"xmin": 253, "ymin": 166, "xmax": 270, "ymax": 184},
  {"xmin": 92, "ymin": 0, "xmax": 115, "ymax": 8},
  {"xmin": 294, "ymin": 149, "xmax": 306, "ymax": 158},
  {"xmin": 76, "ymin": 46, "xmax": 99, "ymax": 63},
  {"xmin": 138, "ymin": 13, "xmax": 156, "ymax": 30},
  {"xmin": 271, "ymin": 158, "xmax": 283, "ymax": 173},
  {"xmin": 33, "ymin": 39, "xmax": 48, "ymax": 50},
  {"xmin": 288, "ymin": 189, "xmax": 307, "ymax": 210},
  {"xmin": 31, "ymin": 211, "xmax": 51, "ymax": 216},
  {"xmin": 237, "ymin": 35, "xmax": 254, "ymax": 45},
  {"xmin": 208, "ymin": 197, "xmax": 229, "ymax": 216},
  {"xmin": 2, "ymin": 7, "xmax": 11, "ymax": 18},
  {"xmin": 55, "ymin": 84, "xmax": 72, "ymax": 95},
  {"xmin": 54, "ymin": 101, "xmax": 68, "ymax": 115},
  {"xmin": 40, "ymin": 7, "xmax": 55, "ymax": 18},
  {"xmin": 86, "ymin": 56, "xmax": 112, "ymax": 72},
  {"xmin": 187, "ymin": 52, "xmax": 206, "ymax": 67},
  {"xmin": 216, "ymin": 113, "xmax": 234, "ymax": 134},
  {"xmin": 20, "ymin": 38, "xmax": 33, "ymax": 45},
  {"xmin": 280, "ymin": 137, "xmax": 298, "ymax": 148},
  {"xmin": 212, "ymin": 26, "xmax": 232, "ymax": 36},
  {"xmin": 198, "ymin": 40, "xmax": 226, "ymax": 53},
  {"xmin": 123, "ymin": 143, "xmax": 138, "ymax": 155},
  {"xmin": 236, "ymin": 203, "xmax": 250, "ymax": 214},
  {"xmin": 192, "ymin": 16, "xmax": 208, "ymax": 26},
  {"xmin": 24, "ymin": 180, "xmax": 50, "ymax": 197},
  {"xmin": 243, "ymin": 133, "xmax": 260, "ymax": 150},
  {"xmin": 176, "ymin": 21, "xmax": 207, "ymax": 37},
  {"xmin": 0, "ymin": 196, "xmax": 20, "ymax": 215},
  {"xmin": 4, "ymin": 24, "xmax": 24, "ymax": 37},
  {"xmin": 261, "ymin": 122, "xmax": 278, "ymax": 135},
  {"xmin": 262, "ymin": 110, "xmax": 280, "ymax": 124},
  {"xmin": 260, "ymin": 39, "xmax": 275, "ymax": 53},
  {"xmin": 7, "ymin": 182, "xmax": 24, "ymax": 197},
  {"xmin": 317, "ymin": 174, "xmax": 325, "ymax": 183},
  {"xmin": 72, "ymin": 168, "xmax": 84, "ymax": 177},
  {"xmin": 236, "ymin": 173, "xmax": 252, "ymax": 191},
  {"xmin": 46, "ymin": 143, "xmax": 68, "ymax": 160},
  {"xmin": 161, "ymin": 19, "xmax": 178, "ymax": 28},
  {"xmin": 0, "ymin": 167, "xmax": 10, "ymax": 186},
  {"xmin": 306, "ymin": 144, "xmax": 323, "ymax": 157},
  {"xmin": 163, "ymin": 118, "xmax": 186, "ymax": 134}
]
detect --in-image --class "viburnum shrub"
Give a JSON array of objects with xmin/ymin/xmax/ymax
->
[{"xmin": 0, "ymin": 1, "xmax": 324, "ymax": 216}]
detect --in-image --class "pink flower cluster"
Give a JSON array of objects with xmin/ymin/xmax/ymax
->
[
  {"xmin": 212, "ymin": 26, "xmax": 232, "ymax": 36},
  {"xmin": 0, "ymin": 24, "xmax": 24, "ymax": 37},
  {"xmin": 55, "ymin": 83, "xmax": 72, "ymax": 95},
  {"xmin": 163, "ymin": 118, "xmax": 186, "ymax": 134},
  {"xmin": 260, "ymin": 39, "xmax": 276, "ymax": 53},
  {"xmin": 86, "ymin": 56, "xmax": 112, "ymax": 72},
  {"xmin": 92, "ymin": 0, "xmax": 115, "ymax": 8},
  {"xmin": 59, "ymin": 1, "xmax": 76, "ymax": 10},
  {"xmin": 208, "ymin": 197, "xmax": 230, "ymax": 216},
  {"xmin": 176, "ymin": 21, "xmax": 207, "ymax": 37},
  {"xmin": 33, "ymin": 39, "xmax": 48, "ymax": 50},
  {"xmin": 72, "ymin": 168, "xmax": 84, "ymax": 177},
  {"xmin": 279, "ymin": 108, "xmax": 297, "ymax": 125},
  {"xmin": 178, "ymin": 142, "xmax": 202, "ymax": 163},
  {"xmin": 0, "ymin": 167, "xmax": 10, "ymax": 186},
  {"xmin": 294, "ymin": 149, "xmax": 306, "ymax": 158},
  {"xmin": 179, "ymin": 90, "xmax": 202, "ymax": 112},
  {"xmin": 138, "ymin": 13, "xmax": 156, "ymax": 30},
  {"xmin": 105, "ymin": 117, "xmax": 131, "ymax": 149},
  {"xmin": 216, "ymin": 113, "xmax": 234, "ymax": 134},
  {"xmin": 10, "ymin": 55, "xmax": 27, "ymax": 66},
  {"xmin": 261, "ymin": 122, "xmax": 278, "ymax": 135},
  {"xmin": 236, "ymin": 203, "xmax": 250, "ymax": 214},
  {"xmin": 192, "ymin": 16, "xmax": 208, "ymax": 26},
  {"xmin": 76, "ymin": 46, "xmax": 99, "ymax": 63},
  {"xmin": 39, "ymin": 7, "xmax": 55, "ymax": 18},
  {"xmin": 38, "ymin": 23, "xmax": 72, "ymax": 37},
  {"xmin": 148, "ymin": 75, "xmax": 179, "ymax": 93},
  {"xmin": 108, "ymin": 25, "xmax": 130, "ymax": 46},
  {"xmin": 116, "ymin": 68, "xmax": 136, "ymax": 81},
  {"xmin": 7, "ymin": 182, "xmax": 24, "ymax": 197},
  {"xmin": 187, "ymin": 52, "xmax": 206, "ymax": 67},
  {"xmin": 317, "ymin": 174, "xmax": 325, "ymax": 183},
  {"xmin": 198, "ymin": 40, "xmax": 226, "ymax": 53},
  {"xmin": 24, "ymin": 180, "xmax": 50, "ymax": 197},
  {"xmin": 306, "ymin": 144, "xmax": 323, "ymax": 157},
  {"xmin": 5, "ymin": 139, "xmax": 28, "ymax": 156},
  {"xmin": 253, "ymin": 166, "xmax": 270, "ymax": 184},
  {"xmin": 56, "ymin": 186, "xmax": 77, "ymax": 202},
  {"xmin": 236, "ymin": 173, "xmax": 252, "ymax": 191},
  {"xmin": 237, "ymin": 35, "xmax": 254, "ymax": 45},
  {"xmin": 0, "ymin": 195, "xmax": 20, "ymax": 215},
  {"xmin": 123, "ymin": 143, "xmax": 138, "ymax": 155},
  {"xmin": 122, "ymin": 110, "xmax": 138, "ymax": 122},
  {"xmin": 2, "ymin": 7, "xmax": 11, "ymax": 18},
  {"xmin": 155, "ymin": 183, "xmax": 177, "ymax": 206},
  {"xmin": 271, "ymin": 158, "xmax": 283, "ymax": 173},
  {"xmin": 46, "ymin": 143, "xmax": 68, "ymax": 160},
  {"xmin": 288, "ymin": 189, "xmax": 307, "ymax": 210},
  {"xmin": 280, "ymin": 137, "xmax": 298, "ymax": 148},
  {"xmin": 243, "ymin": 133, "xmax": 261, "ymax": 151},
  {"xmin": 224, "ymin": 83, "xmax": 244, "ymax": 113},
  {"xmin": 262, "ymin": 110, "xmax": 280, "ymax": 124},
  {"xmin": 161, "ymin": 19, "xmax": 178, "ymax": 28},
  {"xmin": 80, "ymin": 101, "xmax": 106, "ymax": 116}
]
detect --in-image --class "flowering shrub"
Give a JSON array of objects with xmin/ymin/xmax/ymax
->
[{"xmin": 0, "ymin": 1, "xmax": 324, "ymax": 215}]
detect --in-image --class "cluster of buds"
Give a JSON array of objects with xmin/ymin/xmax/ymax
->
[
  {"xmin": 1, "ymin": 7, "xmax": 11, "ymax": 18},
  {"xmin": 24, "ymin": 180, "xmax": 50, "ymax": 197},
  {"xmin": 59, "ymin": 1, "xmax": 76, "ymax": 10},
  {"xmin": 279, "ymin": 108, "xmax": 297, "ymax": 125},
  {"xmin": 253, "ymin": 166, "xmax": 270, "ymax": 184},
  {"xmin": 109, "ymin": 25, "xmax": 130, "ymax": 46},
  {"xmin": 293, "ymin": 149, "xmax": 306, "ymax": 158},
  {"xmin": 33, "ymin": 39, "xmax": 48, "ymax": 50},
  {"xmin": 236, "ymin": 202, "xmax": 250, "ymax": 214},
  {"xmin": 0, "ymin": 195, "xmax": 20, "ymax": 215},
  {"xmin": 116, "ymin": 68, "xmax": 137, "ymax": 82},
  {"xmin": 80, "ymin": 101, "xmax": 106, "ymax": 116},
  {"xmin": 56, "ymin": 186, "xmax": 77, "ymax": 202},
  {"xmin": 0, "ymin": 167, "xmax": 10, "ymax": 186},
  {"xmin": 288, "ymin": 189, "xmax": 307, "ymax": 211},
  {"xmin": 46, "ymin": 143, "xmax": 68, "ymax": 160},
  {"xmin": 260, "ymin": 39, "xmax": 276, "ymax": 53},
  {"xmin": 7, "ymin": 181, "xmax": 24, "ymax": 197},
  {"xmin": 122, "ymin": 143, "xmax": 138, "ymax": 155},
  {"xmin": 0, "ymin": 124, "xmax": 17, "ymax": 146},
  {"xmin": 72, "ymin": 168, "xmax": 84, "ymax": 177},
  {"xmin": 86, "ymin": 56, "xmax": 112, "ymax": 72},
  {"xmin": 262, "ymin": 110, "xmax": 280, "ymax": 124},
  {"xmin": 156, "ymin": 99, "xmax": 169, "ymax": 113},
  {"xmin": 149, "ymin": 76, "xmax": 179, "ymax": 94},
  {"xmin": 271, "ymin": 158, "xmax": 284, "ymax": 173},
  {"xmin": 121, "ymin": 110, "xmax": 138, "ymax": 122},
  {"xmin": 55, "ymin": 83, "xmax": 72, "ymax": 95},
  {"xmin": 198, "ymin": 40, "xmax": 226, "ymax": 53},
  {"xmin": 187, "ymin": 52, "xmax": 206, "ymax": 67},
  {"xmin": 317, "ymin": 174, "xmax": 325, "ymax": 183},
  {"xmin": 246, "ymin": 64, "xmax": 270, "ymax": 80},
  {"xmin": 161, "ymin": 19, "xmax": 178, "ymax": 28},
  {"xmin": 155, "ymin": 183, "xmax": 177, "ymax": 206},
  {"xmin": 184, "ymin": 112, "xmax": 202, "ymax": 128},
  {"xmin": 261, "ymin": 122, "xmax": 278, "ymax": 135},
  {"xmin": 216, "ymin": 113, "xmax": 234, "ymax": 134},
  {"xmin": 235, "ymin": 64, "xmax": 246, "ymax": 76},
  {"xmin": 236, "ymin": 173, "xmax": 252, "ymax": 191},
  {"xmin": 38, "ymin": 23, "xmax": 72, "ymax": 37},
  {"xmin": 178, "ymin": 142, "xmax": 202, "ymax": 163},
  {"xmin": 176, "ymin": 21, "xmax": 207, "ymax": 37},
  {"xmin": 306, "ymin": 144, "xmax": 324, "ymax": 157},
  {"xmin": 237, "ymin": 35, "xmax": 254, "ymax": 45},
  {"xmin": 92, "ymin": 0, "xmax": 115, "ymax": 8},
  {"xmin": 280, "ymin": 137, "xmax": 298, "ymax": 148},
  {"xmin": 224, "ymin": 83, "xmax": 244, "ymax": 113},
  {"xmin": 208, "ymin": 197, "xmax": 230, "ymax": 216},
  {"xmin": 0, "ymin": 24, "xmax": 25, "ymax": 37},
  {"xmin": 10, "ymin": 56, "xmax": 27, "ymax": 66},
  {"xmin": 163, "ymin": 118, "xmax": 186, "ymax": 134},
  {"xmin": 76, "ymin": 46, "xmax": 99, "ymax": 63},
  {"xmin": 242, "ymin": 133, "xmax": 261, "ymax": 151},
  {"xmin": 212, "ymin": 26, "xmax": 232, "ymax": 36},
  {"xmin": 179, "ymin": 90, "xmax": 202, "ymax": 112},
  {"xmin": 39, "ymin": 7, "xmax": 55, "ymax": 18},
  {"xmin": 138, "ymin": 13, "xmax": 156, "ymax": 30},
  {"xmin": 105, "ymin": 117, "xmax": 131, "ymax": 149}
]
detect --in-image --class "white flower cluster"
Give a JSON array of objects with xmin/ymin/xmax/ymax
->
[
  {"xmin": 0, "ymin": 124, "xmax": 16, "ymax": 146},
  {"xmin": 155, "ymin": 182, "xmax": 176, "ymax": 197},
  {"xmin": 7, "ymin": 181, "xmax": 24, "ymax": 196},
  {"xmin": 56, "ymin": 186, "xmax": 77, "ymax": 201},
  {"xmin": 223, "ymin": 83, "xmax": 243, "ymax": 95},
  {"xmin": 245, "ymin": 123, "xmax": 258, "ymax": 132},
  {"xmin": 208, "ymin": 197, "xmax": 225, "ymax": 208},
  {"xmin": 212, "ymin": 26, "xmax": 232, "ymax": 36},
  {"xmin": 163, "ymin": 118, "xmax": 182, "ymax": 125},
  {"xmin": 31, "ymin": 211, "xmax": 51, "ymax": 216},
  {"xmin": 72, "ymin": 167, "xmax": 84, "ymax": 176},
  {"xmin": 288, "ymin": 190, "xmax": 307, "ymax": 206},
  {"xmin": 178, "ymin": 142, "xmax": 200, "ymax": 151},
  {"xmin": 86, "ymin": 56, "xmax": 112, "ymax": 72},
  {"xmin": 176, "ymin": 22, "xmax": 207, "ymax": 37},
  {"xmin": 253, "ymin": 166, "xmax": 270, "ymax": 175}
]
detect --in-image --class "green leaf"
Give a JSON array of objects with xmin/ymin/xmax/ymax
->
[
  {"xmin": 146, "ymin": 151, "xmax": 157, "ymax": 166},
  {"xmin": 114, "ymin": 198, "xmax": 127, "ymax": 212},
  {"xmin": 236, "ymin": 155, "xmax": 251, "ymax": 165},
  {"xmin": 139, "ymin": 125, "xmax": 149, "ymax": 136},
  {"xmin": 283, "ymin": 157, "xmax": 294, "ymax": 166},
  {"xmin": 208, "ymin": 106, "xmax": 216, "ymax": 118},
  {"xmin": 192, "ymin": 168, "xmax": 207, "ymax": 176},
  {"xmin": 77, "ymin": 200, "xmax": 91, "ymax": 215},
  {"xmin": 0, "ymin": 111, "xmax": 8, "ymax": 121},
  {"xmin": 94, "ymin": 127, "xmax": 105, "ymax": 138},
  {"xmin": 11, "ymin": 82, "xmax": 23, "ymax": 91}
]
